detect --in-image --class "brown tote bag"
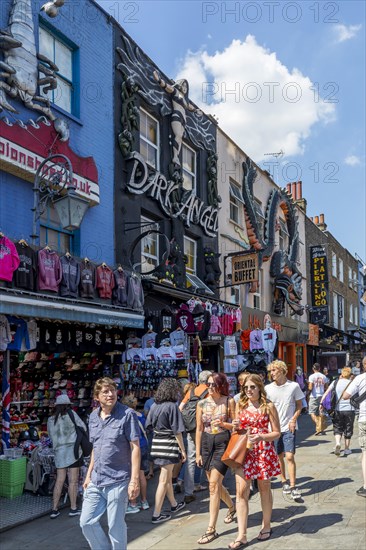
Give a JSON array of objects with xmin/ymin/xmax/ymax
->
[{"xmin": 221, "ymin": 431, "xmax": 248, "ymax": 469}]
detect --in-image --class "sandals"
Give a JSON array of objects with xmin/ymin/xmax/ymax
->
[
  {"xmin": 228, "ymin": 538, "xmax": 248, "ymax": 549},
  {"xmin": 257, "ymin": 528, "xmax": 273, "ymax": 541},
  {"xmin": 197, "ymin": 528, "xmax": 219, "ymax": 545},
  {"xmin": 224, "ymin": 507, "xmax": 236, "ymax": 524}
]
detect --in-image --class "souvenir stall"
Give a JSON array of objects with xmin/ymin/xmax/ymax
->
[{"xmin": 0, "ymin": 235, "xmax": 145, "ymax": 513}]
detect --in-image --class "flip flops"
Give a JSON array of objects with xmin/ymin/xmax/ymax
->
[{"xmin": 257, "ymin": 528, "xmax": 273, "ymax": 541}]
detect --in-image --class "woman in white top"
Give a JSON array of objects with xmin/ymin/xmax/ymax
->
[
  {"xmin": 320, "ymin": 367, "xmax": 355, "ymax": 456},
  {"xmin": 47, "ymin": 394, "xmax": 86, "ymax": 519}
]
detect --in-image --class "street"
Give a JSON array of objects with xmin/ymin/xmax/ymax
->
[{"xmin": 1, "ymin": 415, "xmax": 365, "ymax": 550}]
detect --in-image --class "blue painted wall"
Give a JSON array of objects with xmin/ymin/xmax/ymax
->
[{"xmin": 0, "ymin": 0, "xmax": 115, "ymax": 264}]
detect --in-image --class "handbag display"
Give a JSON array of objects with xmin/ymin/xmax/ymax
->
[
  {"xmin": 67, "ymin": 410, "xmax": 93, "ymax": 459},
  {"xmin": 221, "ymin": 430, "xmax": 248, "ymax": 469}
]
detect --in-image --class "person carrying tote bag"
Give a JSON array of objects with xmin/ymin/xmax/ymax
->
[{"xmin": 229, "ymin": 374, "xmax": 281, "ymax": 549}]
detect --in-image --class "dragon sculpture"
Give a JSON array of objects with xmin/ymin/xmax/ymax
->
[{"xmin": 241, "ymin": 156, "xmax": 304, "ymax": 316}]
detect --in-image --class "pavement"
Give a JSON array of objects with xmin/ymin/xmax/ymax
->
[{"xmin": 1, "ymin": 414, "xmax": 365, "ymax": 550}]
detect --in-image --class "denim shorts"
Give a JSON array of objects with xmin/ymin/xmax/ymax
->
[{"xmin": 274, "ymin": 431, "xmax": 296, "ymax": 455}]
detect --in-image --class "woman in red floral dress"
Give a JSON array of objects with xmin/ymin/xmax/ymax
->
[{"xmin": 229, "ymin": 374, "xmax": 281, "ymax": 549}]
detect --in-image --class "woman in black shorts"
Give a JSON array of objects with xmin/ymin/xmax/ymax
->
[{"xmin": 196, "ymin": 372, "xmax": 236, "ymax": 544}]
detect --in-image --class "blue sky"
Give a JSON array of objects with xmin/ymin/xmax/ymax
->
[{"xmin": 97, "ymin": 0, "xmax": 365, "ymax": 260}]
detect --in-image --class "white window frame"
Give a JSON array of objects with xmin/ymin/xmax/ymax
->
[
  {"xmin": 354, "ymin": 305, "xmax": 359, "ymax": 326},
  {"xmin": 139, "ymin": 108, "xmax": 160, "ymax": 170},
  {"xmin": 230, "ymin": 285, "xmax": 241, "ymax": 305},
  {"xmin": 39, "ymin": 26, "xmax": 74, "ymax": 115},
  {"xmin": 349, "ymin": 303, "xmax": 353, "ymax": 324},
  {"xmin": 353, "ymin": 270, "xmax": 358, "ymax": 291},
  {"xmin": 333, "ymin": 292, "xmax": 338, "ymax": 328},
  {"xmin": 184, "ymin": 236, "xmax": 197, "ymax": 275},
  {"xmin": 339, "ymin": 258, "xmax": 344, "ymax": 282},
  {"xmin": 348, "ymin": 266, "xmax": 353, "ymax": 288},
  {"xmin": 140, "ymin": 216, "xmax": 159, "ymax": 273},
  {"xmin": 332, "ymin": 252, "xmax": 337, "ymax": 277},
  {"xmin": 182, "ymin": 143, "xmax": 196, "ymax": 193},
  {"xmin": 252, "ymin": 270, "xmax": 263, "ymax": 310},
  {"xmin": 229, "ymin": 179, "xmax": 243, "ymax": 225}
]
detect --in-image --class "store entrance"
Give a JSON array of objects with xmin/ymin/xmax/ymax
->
[{"xmin": 278, "ymin": 343, "xmax": 307, "ymax": 379}]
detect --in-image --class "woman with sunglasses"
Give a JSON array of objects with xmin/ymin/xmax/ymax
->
[
  {"xmin": 229, "ymin": 374, "xmax": 281, "ymax": 549},
  {"xmin": 196, "ymin": 372, "xmax": 236, "ymax": 545}
]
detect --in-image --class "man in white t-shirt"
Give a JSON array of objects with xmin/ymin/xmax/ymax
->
[
  {"xmin": 343, "ymin": 357, "xmax": 366, "ymax": 497},
  {"xmin": 266, "ymin": 360, "xmax": 304, "ymax": 502},
  {"xmin": 308, "ymin": 363, "xmax": 328, "ymax": 435}
]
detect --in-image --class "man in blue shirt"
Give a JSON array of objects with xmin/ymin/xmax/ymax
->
[{"xmin": 80, "ymin": 377, "xmax": 140, "ymax": 550}]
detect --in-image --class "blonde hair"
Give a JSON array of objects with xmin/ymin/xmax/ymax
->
[
  {"xmin": 341, "ymin": 367, "xmax": 352, "ymax": 379},
  {"xmin": 238, "ymin": 374, "xmax": 269, "ymax": 415},
  {"xmin": 93, "ymin": 377, "xmax": 117, "ymax": 398},
  {"xmin": 267, "ymin": 360, "xmax": 288, "ymax": 377}
]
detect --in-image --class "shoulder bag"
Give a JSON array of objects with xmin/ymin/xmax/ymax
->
[
  {"xmin": 67, "ymin": 410, "xmax": 93, "ymax": 459},
  {"xmin": 328, "ymin": 380, "xmax": 353, "ymax": 420},
  {"xmin": 221, "ymin": 430, "xmax": 248, "ymax": 469}
]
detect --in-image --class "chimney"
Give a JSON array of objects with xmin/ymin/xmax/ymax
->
[
  {"xmin": 314, "ymin": 215, "xmax": 319, "ymax": 225},
  {"xmin": 317, "ymin": 213, "xmax": 327, "ymax": 231},
  {"xmin": 296, "ymin": 181, "xmax": 302, "ymax": 199},
  {"xmin": 291, "ymin": 182, "xmax": 297, "ymax": 200},
  {"xmin": 286, "ymin": 183, "xmax": 292, "ymax": 195}
]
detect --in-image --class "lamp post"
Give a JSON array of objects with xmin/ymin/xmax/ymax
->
[{"xmin": 31, "ymin": 154, "xmax": 89, "ymax": 244}]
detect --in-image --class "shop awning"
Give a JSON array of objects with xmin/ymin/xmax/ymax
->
[{"xmin": 0, "ymin": 291, "xmax": 144, "ymax": 328}]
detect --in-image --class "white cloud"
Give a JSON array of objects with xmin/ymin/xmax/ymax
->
[
  {"xmin": 333, "ymin": 24, "xmax": 362, "ymax": 43},
  {"xmin": 175, "ymin": 35, "xmax": 336, "ymax": 162},
  {"xmin": 345, "ymin": 155, "xmax": 361, "ymax": 166}
]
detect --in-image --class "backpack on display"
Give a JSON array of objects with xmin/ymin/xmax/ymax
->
[{"xmin": 181, "ymin": 388, "xmax": 208, "ymax": 432}]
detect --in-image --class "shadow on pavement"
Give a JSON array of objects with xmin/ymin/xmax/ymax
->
[
  {"xmin": 272, "ymin": 512, "xmax": 343, "ymax": 537},
  {"xmin": 299, "ymin": 477, "xmax": 353, "ymax": 497}
]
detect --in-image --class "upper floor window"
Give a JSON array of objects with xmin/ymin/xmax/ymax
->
[
  {"xmin": 339, "ymin": 258, "xmax": 344, "ymax": 282},
  {"xmin": 348, "ymin": 266, "xmax": 353, "ymax": 288},
  {"xmin": 140, "ymin": 109, "xmax": 159, "ymax": 170},
  {"xmin": 252, "ymin": 270, "xmax": 263, "ymax": 310},
  {"xmin": 230, "ymin": 285, "xmax": 240, "ymax": 305},
  {"xmin": 332, "ymin": 252, "xmax": 337, "ymax": 277},
  {"xmin": 349, "ymin": 303, "xmax": 353, "ymax": 324},
  {"xmin": 184, "ymin": 236, "xmax": 197, "ymax": 275},
  {"xmin": 39, "ymin": 26, "xmax": 76, "ymax": 115},
  {"xmin": 182, "ymin": 144, "xmax": 196, "ymax": 193},
  {"xmin": 354, "ymin": 305, "xmax": 359, "ymax": 326},
  {"xmin": 229, "ymin": 180, "xmax": 243, "ymax": 225},
  {"xmin": 141, "ymin": 217, "xmax": 159, "ymax": 273},
  {"xmin": 40, "ymin": 204, "xmax": 75, "ymax": 255}
]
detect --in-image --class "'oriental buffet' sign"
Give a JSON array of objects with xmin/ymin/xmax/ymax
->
[
  {"xmin": 232, "ymin": 252, "xmax": 259, "ymax": 284},
  {"xmin": 125, "ymin": 152, "xmax": 218, "ymax": 237},
  {"xmin": 310, "ymin": 245, "xmax": 329, "ymax": 324}
]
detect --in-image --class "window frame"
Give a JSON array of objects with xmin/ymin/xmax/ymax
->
[
  {"xmin": 229, "ymin": 179, "xmax": 243, "ymax": 225},
  {"xmin": 332, "ymin": 252, "xmax": 337, "ymax": 277},
  {"xmin": 140, "ymin": 216, "xmax": 159, "ymax": 273},
  {"xmin": 339, "ymin": 258, "xmax": 344, "ymax": 282},
  {"xmin": 40, "ymin": 204, "xmax": 76, "ymax": 255},
  {"xmin": 182, "ymin": 143, "xmax": 196, "ymax": 193},
  {"xmin": 252, "ymin": 270, "xmax": 263, "ymax": 310},
  {"xmin": 184, "ymin": 236, "xmax": 197, "ymax": 275},
  {"xmin": 139, "ymin": 108, "xmax": 160, "ymax": 170},
  {"xmin": 332, "ymin": 292, "xmax": 339, "ymax": 328},
  {"xmin": 230, "ymin": 285, "xmax": 241, "ymax": 305},
  {"xmin": 349, "ymin": 303, "xmax": 353, "ymax": 324},
  {"xmin": 38, "ymin": 23, "xmax": 78, "ymax": 117}
]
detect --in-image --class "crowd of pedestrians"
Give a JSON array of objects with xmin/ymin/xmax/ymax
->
[{"xmin": 45, "ymin": 356, "xmax": 366, "ymax": 550}]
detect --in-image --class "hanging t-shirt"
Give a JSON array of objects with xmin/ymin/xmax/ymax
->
[
  {"xmin": 0, "ymin": 236, "xmax": 20, "ymax": 282},
  {"xmin": 7, "ymin": 316, "xmax": 30, "ymax": 351},
  {"xmin": 176, "ymin": 305, "xmax": 195, "ymax": 333},
  {"xmin": 224, "ymin": 337, "xmax": 238, "ymax": 357},
  {"xmin": 250, "ymin": 329, "xmax": 264, "ymax": 351},
  {"xmin": 14, "ymin": 243, "xmax": 37, "ymax": 290},
  {"xmin": 0, "ymin": 315, "xmax": 12, "ymax": 351},
  {"xmin": 156, "ymin": 346, "xmax": 176, "ymax": 361},
  {"xmin": 126, "ymin": 348, "xmax": 144, "ymax": 362},
  {"xmin": 141, "ymin": 331, "xmax": 157, "ymax": 349},
  {"xmin": 141, "ymin": 347, "xmax": 158, "ymax": 361},
  {"xmin": 261, "ymin": 328, "xmax": 277, "ymax": 352},
  {"xmin": 240, "ymin": 329, "xmax": 251, "ymax": 351}
]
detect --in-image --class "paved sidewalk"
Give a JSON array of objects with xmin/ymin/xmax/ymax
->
[{"xmin": 1, "ymin": 415, "xmax": 365, "ymax": 549}]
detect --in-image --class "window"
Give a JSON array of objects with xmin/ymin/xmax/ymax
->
[
  {"xmin": 182, "ymin": 144, "xmax": 196, "ymax": 192},
  {"xmin": 349, "ymin": 303, "xmax": 353, "ymax": 324},
  {"xmin": 353, "ymin": 270, "xmax": 358, "ymax": 291},
  {"xmin": 339, "ymin": 258, "xmax": 344, "ymax": 282},
  {"xmin": 40, "ymin": 204, "xmax": 74, "ymax": 254},
  {"xmin": 252, "ymin": 270, "xmax": 262, "ymax": 310},
  {"xmin": 354, "ymin": 305, "xmax": 358, "ymax": 326},
  {"xmin": 230, "ymin": 286, "xmax": 240, "ymax": 305},
  {"xmin": 39, "ymin": 26, "xmax": 76, "ymax": 115},
  {"xmin": 184, "ymin": 236, "xmax": 197, "ymax": 275},
  {"xmin": 279, "ymin": 219, "xmax": 289, "ymax": 251},
  {"xmin": 348, "ymin": 267, "xmax": 353, "ymax": 288},
  {"xmin": 339, "ymin": 295, "xmax": 345, "ymax": 331},
  {"xmin": 229, "ymin": 180, "xmax": 243, "ymax": 224},
  {"xmin": 140, "ymin": 109, "xmax": 159, "ymax": 169},
  {"xmin": 140, "ymin": 217, "xmax": 159, "ymax": 273},
  {"xmin": 332, "ymin": 293, "xmax": 338, "ymax": 328},
  {"xmin": 332, "ymin": 252, "xmax": 337, "ymax": 277}
]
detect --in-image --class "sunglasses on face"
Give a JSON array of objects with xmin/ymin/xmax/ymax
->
[
  {"xmin": 244, "ymin": 385, "xmax": 257, "ymax": 390},
  {"xmin": 207, "ymin": 382, "xmax": 216, "ymax": 388}
]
